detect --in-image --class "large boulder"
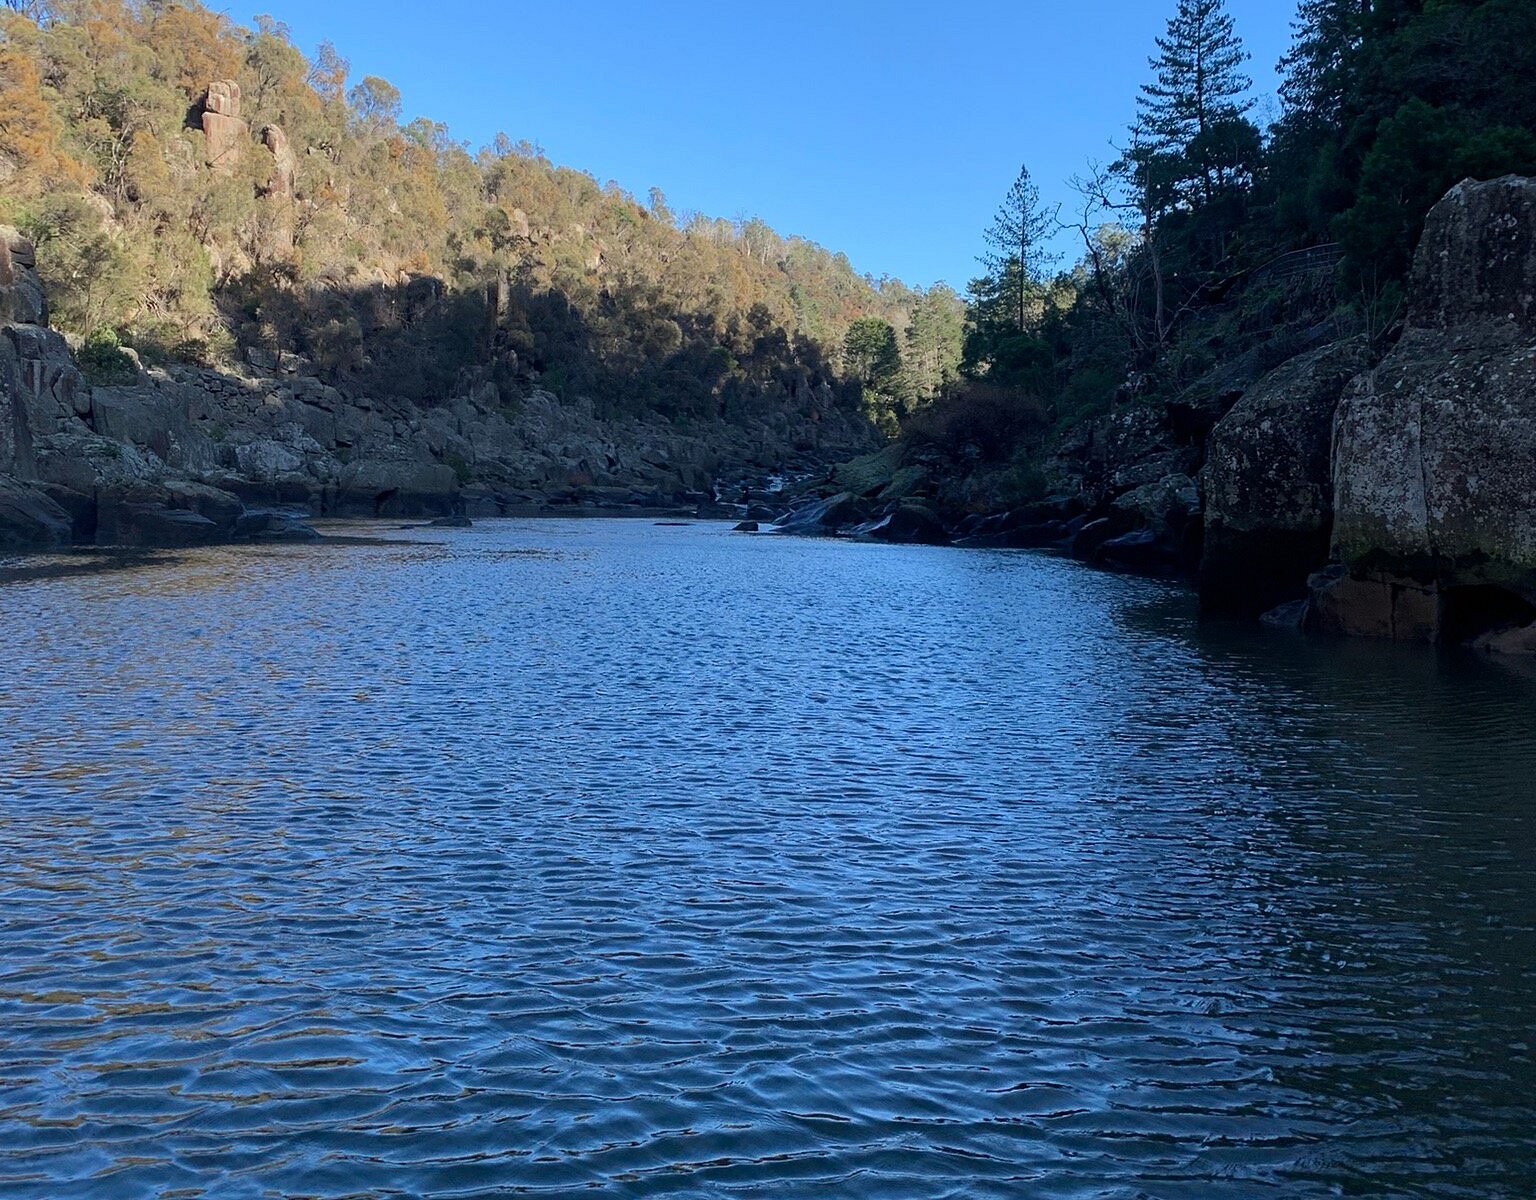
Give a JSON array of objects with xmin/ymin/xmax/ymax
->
[
  {"xmin": 336, "ymin": 458, "xmax": 460, "ymax": 516},
  {"xmin": 0, "ymin": 475, "xmax": 71, "ymax": 549},
  {"xmin": 1202, "ymin": 339, "xmax": 1369, "ymax": 616},
  {"xmin": 1324, "ymin": 176, "xmax": 1536, "ymax": 646},
  {"xmin": 859, "ymin": 502, "xmax": 950, "ymax": 546},
  {"xmin": 0, "ymin": 227, "xmax": 46, "ymax": 326},
  {"xmin": 773, "ymin": 491, "xmax": 866, "ymax": 535}
]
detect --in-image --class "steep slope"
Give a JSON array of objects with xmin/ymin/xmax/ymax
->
[{"xmin": 0, "ymin": 0, "xmax": 927, "ymax": 499}]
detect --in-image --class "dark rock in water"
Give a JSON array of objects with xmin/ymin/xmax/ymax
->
[
  {"xmin": 733, "ymin": 520, "xmax": 759, "ymax": 533},
  {"xmin": 1071, "ymin": 517, "xmax": 1122, "ymax": 561},
  {"xmin": 955, "ymin": 519, "xmax": 1070, "ymax": 550},
  {"xmin": 0, "ymin": 476, "xmax": 71, "ymax": 549},
  {"xmin": 235, "ymin": 509, "xmax": 322, "ymax": 542},
  {"xmin": 1260, "ymin": 599, "xmax": 1310, "ymax": 632},
  {"xmin": 99, "ymin": 502, "xmax": 222, "ymax": 548},
  {"xmin": 35, "ymin": 482, "xmax": 95, "ymax": 542},
  {"xmin": 1202, "ymin": 339, "xmax": 1368, "ymax": 617},
  {"xmin": 1307, "ymin": 566, "xmax": 1443, "ymax": 643},
  {"xmin": 429, "ymin": 515, "xmax": 473, "ymax": 528},
  {"xmin": 1098, "ymin": 529, "xmax": 1170, "ymax": 573},
  {"xmin": 862, "ymin": 504, "xmax": 950, "ymax": 546},
  {"xmin": 774, "ymin": 491, "xmax": 866, "ymax": 535},
  {"xmin": 163, "ymin": 479, "xmax": 245, "ymax": 531}
]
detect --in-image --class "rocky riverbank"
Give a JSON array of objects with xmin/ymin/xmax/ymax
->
[
  {"xmin": 768, "ymin": 177, "xmax": 1536, "ymax": 654},
  {"xmin": 0, "ymin": 224, "xmax": 873, "ymax": 553}
]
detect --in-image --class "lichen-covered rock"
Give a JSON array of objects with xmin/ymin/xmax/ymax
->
[
  {"xmin": 1327, "ymin": 178, "xmax": 1536, "ymax": 645},
  {"xmin": 1202, "ymin": 339, "xmax": 1368, "ymax": 616}
]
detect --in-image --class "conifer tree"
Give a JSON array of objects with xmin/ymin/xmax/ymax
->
[
  {"xmin": 1279, "ymin": 0, "xmax": 1367, "ymax": 127},
  {"xmin": 1137, "ymin": 0, "xmax": 1254, "ymax": 206},
  {"xmin": 981, "ymin": 165, "xmax": 1055, "ymax": 333}
]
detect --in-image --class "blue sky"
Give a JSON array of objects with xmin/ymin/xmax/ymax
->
[{"xmin": 241, "ymin": 0, "xmax": 1299, "ymax": 289}]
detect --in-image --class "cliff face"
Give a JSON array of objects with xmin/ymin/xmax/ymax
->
[
  {"xmin": 797, "ymin": 176, "xmax": 1536, "ymax": 653},
  {"xmin": 1316, "ymin": 177, "xmax": 1536, "ymax": 650},
  {"xmin": 0, "ymin": 224, "xmax": 872, "ymax": 550},
  {"xmin": 1201, "ymin": 339, "xmax": 1369, "ymax": 617}
]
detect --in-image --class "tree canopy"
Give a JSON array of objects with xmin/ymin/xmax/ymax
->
[{"xmin": 0, "ymin": 0, "xmax": 954, "ymax": 430}]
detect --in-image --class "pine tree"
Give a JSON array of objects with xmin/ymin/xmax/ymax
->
[
  {"xmin": 1137, "ymin": 0, "xmax": 1254, "ymax": 205},
  {"xmin": 843, "ymin": 318, "xmax": 901, "ymax": 392},
  {"xmin": 1279, "ymin": 0, "xmax": 1368, "ymax": 126},
  {"xmin": 901, "ymin": 286, "xmax": 965, "ymax": 406},
  {"xmin": 981, "ymin": 165, "xmax": 1055, "ymax": 333}
]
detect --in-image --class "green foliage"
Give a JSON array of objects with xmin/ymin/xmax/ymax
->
[
  {"xmin": 1336, "ymin": 99, "xmax": 1536, "ymax": 284},
  {"xmin": 937, "ymin": 0, "xmax": 1536, "ymax": 497},
  {"xmin": 843, "ymin": 318, "xmax": 901, "ymax": 391},
  {"xmin": 0, "ymin": 0, "xmax": 947, "ymax": 428},
  {"xmin": 980, "ymin": 165, "xmax": 1056, "ymax": 333},
  {"xmin": 76, "ymin": 328, "xmax": 137, "ymax": 386},
  {"xmin": 900, "ymin": 285, "xmax": 965, "ymax": 408}
]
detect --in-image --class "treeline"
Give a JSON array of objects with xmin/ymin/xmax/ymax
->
[
  {"xmin": 0, "ymin": 0, "xmax": 959, "ymax": 426},
  {"xmin": 944, "ymin": 0, "xmax": 1536, "ymax": 472}
]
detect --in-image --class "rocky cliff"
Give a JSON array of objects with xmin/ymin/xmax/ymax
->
[
  {"xmin": 791, "ymin": 176, "xmax": 1536, "ymax": 654},
  {"xmin": 1315, "ymin": 177, "xmax": 1536, "ymax": 650},
  {"xmin": 0, "ymin": 225, "xmax": 873, "ymax": 551}
]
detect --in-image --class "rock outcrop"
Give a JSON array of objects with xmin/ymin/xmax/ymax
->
[
  {"xmin": 202, "ymin": 80, "xmax": 246, "ymax": 173},
  {"xmin": 0, "ymin": 221, "xmax": 873, "ymax": 550},
  {"xmin": 1202, "ymin": 339, "xmax": 1368, "ymax": 616},
  {"xmin": 1319, "ymin": 177, "xmax": 1536, "ymax": 646}
]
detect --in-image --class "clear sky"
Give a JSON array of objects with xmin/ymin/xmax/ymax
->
[{"xmin": 240, "ymin": 0, "xmax": 1300, "ymax": 290}]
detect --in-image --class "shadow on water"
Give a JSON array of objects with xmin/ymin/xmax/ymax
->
[{"xmin": 0, "ymin": 546, "xmax": 186, "ymax": 585}]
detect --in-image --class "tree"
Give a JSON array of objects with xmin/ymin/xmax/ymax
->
[
  {"xmin": 1137, "ymin": 0, "xmax": 1254, "ymax": 206},
  {"xmin": 1279, "ymin": 0, "xmax": 1367, "ymax": 128},
  {"xmin": 843, "ymin": 317, "xmax": 901, "ymax": 392},
  {"xmin": 901, "ymin": 286, "xmax": 965, "ymax": 406},
  {"xmin": 981, "ymin": 164, "xmax": 1056, "ymax": 334},
  {"xmin": 349, "ymin": 76, "xmax": 400, "ymax": 131}
]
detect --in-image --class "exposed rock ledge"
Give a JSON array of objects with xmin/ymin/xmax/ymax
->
[{"xmin": 0, "ymin": 225, "xmax": 870, "ymax": 552}]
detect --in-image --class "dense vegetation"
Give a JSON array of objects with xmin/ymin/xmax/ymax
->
[
  {"xmin": 942, "ymin": 0, "xmax": 1536, "ymax": 491},
  {"xmin": 0, "ymin": 0, "xmax": 962, "ymax": 428}
]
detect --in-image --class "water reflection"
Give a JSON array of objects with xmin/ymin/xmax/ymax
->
[{"xmin": 1, "ymin": 521, "xmax": 1533, "ymax": 1198}]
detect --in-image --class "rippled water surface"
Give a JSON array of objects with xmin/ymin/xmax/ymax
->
[{"xmin": 3, "ymin": 519, "xmax": 1536, "ymax": 1199}]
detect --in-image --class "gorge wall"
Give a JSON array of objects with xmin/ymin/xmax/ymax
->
[
  {"xmin": 1115, "ymin": 175, "xmax": 1536, "ymax": 650},
  {"xmin": 0, "ymin": 225, "xmax": 873, "ymax": 551},
  {"xmin": 780, "ymin": 176, "xmax": 1536, "ymax": 653}
]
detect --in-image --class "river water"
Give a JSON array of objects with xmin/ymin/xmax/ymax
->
[{"xmin": 1, "ymin": 519, "xmax": 1534, "ymax": 1198}]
